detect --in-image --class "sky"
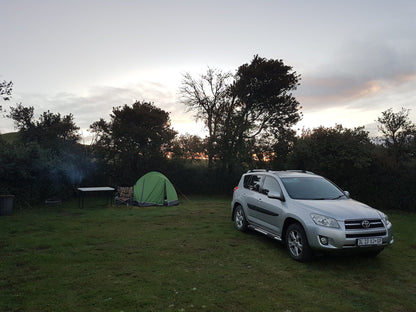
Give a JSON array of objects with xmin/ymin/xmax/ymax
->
[{"xmin": 1, "ymin": 0, "xmax": 416, "ymax": 141}]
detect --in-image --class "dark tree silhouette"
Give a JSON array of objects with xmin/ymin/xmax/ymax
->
[
  {"xmin": 180, "ymin": 56, "xmax": 302, "ymax": 172},
  {"xmin": 220, "ymin": 55, "xmax": 302, "ymax": 171},
  {"xmin": 377, "ymin": 107, "xmax": 416, "ymax": 162},
  {"xmin": 171, "ymin": 134, "xmax": 205, "ymax": 160},
  {"xmin": 0, "ymin": 80, "xmax": 13, "ymax": 101},
  {"xmin": 90, "ymin": 101, "xmax": 177, "ymax": 184},
  {"xmin": 180, "ymin": 68, "xmax": 232, "ymax": 169},
  {"xmin": 8, "ymin": 103, "xmax": 80, "ymax": 151}
]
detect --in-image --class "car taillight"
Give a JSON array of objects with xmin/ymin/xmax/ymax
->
[{"xmin": 233, "ymin": 186, "xmax": 238, "ymax": 192}]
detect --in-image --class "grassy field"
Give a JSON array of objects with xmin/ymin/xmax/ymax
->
[{"xmin": 1, "ymin": 196, "xmax": 415, "ymax": 312}]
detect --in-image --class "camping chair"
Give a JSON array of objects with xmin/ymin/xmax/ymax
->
[{"xmin": 115, "ymin": 186, "xmax": 134, "ymax": 206}]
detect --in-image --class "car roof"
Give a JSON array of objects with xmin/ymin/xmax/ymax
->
[{"xmin": 245, "ymin": 170, "xmax": 317, "ymax": 178}]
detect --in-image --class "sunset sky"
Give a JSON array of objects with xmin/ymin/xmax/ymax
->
[{"xmin": 1, "ymin": 0, "xmax": 415, "ymax": 140}]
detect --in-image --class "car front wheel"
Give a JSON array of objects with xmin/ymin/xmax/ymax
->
[
  {"xmin": 234, "ymin": 205, "xmax": 248, "ymax": 232},
  {"xmin": 286, "ymin": 223, "xmax": 313, "ymax": 262}
]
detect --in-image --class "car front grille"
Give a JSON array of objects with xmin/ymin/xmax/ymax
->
[
  {"xmin": 344, "ymin": 219, "xmax": 384, "ymax": 229},
  {"xmin": 344, "ymin": 219, "xmax": 386, "ymax": 239}
]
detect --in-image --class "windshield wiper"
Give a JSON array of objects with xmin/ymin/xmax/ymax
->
[{"xmin": 331, "ymin": 195, "xmax": 346, "ymax": 200}]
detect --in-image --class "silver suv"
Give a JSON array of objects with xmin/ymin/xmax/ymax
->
[{"xmin": 231, "ymin": 170, "xmax": 393, "ymax": 261}]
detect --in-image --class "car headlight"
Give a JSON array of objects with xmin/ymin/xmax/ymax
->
[
  {"xmin": 378, "ymin": 211, "xmax": 390, "ymax": 225},
  {"xmin": 311, "ymin": 214, "xmax": 339, "ymax": 228}
]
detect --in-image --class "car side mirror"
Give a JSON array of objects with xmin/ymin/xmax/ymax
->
[
  {"xmin": 268, "ymin": 191, "xmax": 285, "ymax": 202},
  {"xmin": 343, "ymin": 191, "xmax": 350, "ymax": 198}
]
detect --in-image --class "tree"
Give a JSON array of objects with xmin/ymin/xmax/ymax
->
[
  {"xmin": 179, "ymin": 56, "xmax": 302, "ymax": 172},
  {"xmin": 90, "ymin": 101, "xmax": 177, "ymax": 184},
  {"xmin": 171, "ymin": 134, "xmax": 205, "ymax": 160},
  {"xmin": 2, "ymin": 104, "xmax": 93, "ymax": 203},
  {"xmin": 219, "ymin": 55, "xmax": 302, "ymax": 171},
  {"xmin": 179, "ymin": 68, "xmax": 232, "ymax": 169},
  {"xmin": 7, "ymin": 103, "xmax": 34, "ymax": 130},
  {"xmin": 230, "ymin": 55, "xmax": 301, "ymax": 137},
  {"xmin": 0, "ymin": 80, "xmax": 13, "ymax": 102},
  {"xmin": 109, "ymin": 101, "xmax": 177, "ymax": 164},
  {"xmin": 8, "ymin": 103, "xmax": 80, "ymax": 151},
  {"xmin": 269, "ymin": 128, "xmax": 297, "ymax": 169},
  {"xmin": 288, "ymin": 125, "xmax": 373, "ymax": 189},
  {"xmin": 377, "ymin": 107, "xmax": 416, "ymax": 162}
]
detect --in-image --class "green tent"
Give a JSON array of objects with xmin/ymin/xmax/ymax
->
[{"xmin": 133, "ymin": 172, "xmax": 179, "ymax": 206}]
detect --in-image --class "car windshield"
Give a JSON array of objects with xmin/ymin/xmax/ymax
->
[{"xmin": 281, "ymin": 177, "xmax": 345, "ymax": 200}]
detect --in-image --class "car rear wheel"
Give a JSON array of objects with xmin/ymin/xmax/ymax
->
[
  {"xmin": 234, "ymin": 205, "xmax": 248, "ymax": 232},
  {"xmin": 286, "ymin": 223, "xmax": 313, "ymax": 262}
]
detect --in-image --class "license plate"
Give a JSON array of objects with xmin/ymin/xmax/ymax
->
[{"xmin": 357, "ymin": 237, "xmax": 383, "ymax": 246}]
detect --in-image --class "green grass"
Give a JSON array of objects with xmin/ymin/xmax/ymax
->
[{"xmin": 1, "ymin": 196, "xmax": 415, "ymax": 312}]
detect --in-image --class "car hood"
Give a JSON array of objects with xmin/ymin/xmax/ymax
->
[{"xmin": 293, "ymin": 198, "xmax": 381, "ymax": 221}]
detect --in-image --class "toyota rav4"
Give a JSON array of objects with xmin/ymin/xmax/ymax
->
[{"xmin": 231, "ymin": 170, "xmax": 394, "ymax": 261}]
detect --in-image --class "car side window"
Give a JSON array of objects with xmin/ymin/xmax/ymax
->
[
  {"xmin": 243, "ymin": 175, "xmax": 252, "ymax": 189},
  {"xmin": 261, "ymin": 176, "xmax": 282, "ymax": 195},
  {"xmin": 243, "ymin": 174, "xmax": 263, "ymax": 192}
]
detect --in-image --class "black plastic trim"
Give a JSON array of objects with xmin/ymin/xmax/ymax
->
[{"xmin": 247, "ymin": 203, "xmax": 279, "ymax": 216}]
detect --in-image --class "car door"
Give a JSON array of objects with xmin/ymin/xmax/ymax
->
[
  {"xmin": 243, "ymin": 174, "xmax": 265, "ymax": 225},
  {"xmin": 255, "ymin": 176, "xmax": 285, "ymax": 234}
]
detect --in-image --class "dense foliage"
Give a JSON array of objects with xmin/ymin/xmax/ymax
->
[
  {"xmin": 288, "ymin": 124, "xmax": 416, "ymax": 211},
  {"xmin": 1, "ymin": 104, "xmax": 92, "ymax": 203},
  {"xmin": 180, "ymin": 55, "xmax": 302, "ymax": 172},
  {"xmin": 89, "ymin": 101, "xmax": 177, "ymax": 186},
  {"xmin": 0, "ymin": 80, "xmax": 13, "ymax": 102}
]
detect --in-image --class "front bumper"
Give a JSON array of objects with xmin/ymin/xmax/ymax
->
[{"xmin": 306, "ymin": 221, "xmax": 393, "ymax": 251}]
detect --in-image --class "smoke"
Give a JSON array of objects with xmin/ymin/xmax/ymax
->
[
  {"xmin": 45, "ymin": 149, "xmax": 96, "ymax": 198},
  {"xmin": 61, "ymin": 162, "xmax": 85, "ymax": 185}
]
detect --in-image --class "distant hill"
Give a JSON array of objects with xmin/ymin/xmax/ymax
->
[{"xmin": 0, "ymin": 132, "xmax": 19, "ymax": 144}]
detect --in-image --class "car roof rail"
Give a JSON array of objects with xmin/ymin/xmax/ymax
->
[
  {"xmin": 247, "ymin": 169, "xmax": 269, "ymax": 173},
  {"xmin": 285, "ymin": 170, "xmax": 315, "ymax": 174}
]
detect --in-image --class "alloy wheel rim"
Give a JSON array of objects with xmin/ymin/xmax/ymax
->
[
  {"xmin": 236, "ymin": 209, "xmax": 243, "ymax": 228},
  {"xmin": 288, "ymin": 230, "xmax": 303, "ymax": 256}
]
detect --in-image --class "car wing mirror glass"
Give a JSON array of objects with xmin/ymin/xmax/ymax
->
[
  {"xmin": 343, "ymin": 191, "xmax": 350, "ymax": 198},
  {"xmin": 268, "ymin": 191, "xmax": 285, "ymax": 202}
]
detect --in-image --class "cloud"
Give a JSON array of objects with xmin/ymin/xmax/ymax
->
[
  {"xmin": 293, "ymin": 36, "xmax": 416, "ymax": 134},
  {"xmin": 296, "ymin": 38, "xmax": 416, "ymax": 113},
  {"xmin": 297, "ymin": 76, "xmax": 386, "ymax": 108},
  {"xmin": 1, "ymin": 81, "xmax": 198, "ymax": 138}
]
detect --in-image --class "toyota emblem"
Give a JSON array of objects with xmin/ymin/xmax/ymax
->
[{"xmin": 361, "ymin": 220, "xmax": 371, "ymax": 228}]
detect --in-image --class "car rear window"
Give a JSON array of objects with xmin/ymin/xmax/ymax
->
[
  {"xmin": 243, "ymin": 174, "xmax": 262, "ymax": 191},
  {"xmin": 243, "ymin": 175, "xmax": 252, "ymax": 188}
]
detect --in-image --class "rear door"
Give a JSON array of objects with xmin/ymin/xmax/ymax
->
[{"xmin": 242, "ymin": 174, "xmax": 265, "ymax": 225}]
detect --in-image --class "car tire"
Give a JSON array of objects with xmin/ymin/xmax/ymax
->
[
  {"xmin": 285, "ymin": 223, "xmax": 313, "ymax": 262},
  {"xmin": 234, "ymin": 205, "xmax": 248, "ymax": 232}
]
